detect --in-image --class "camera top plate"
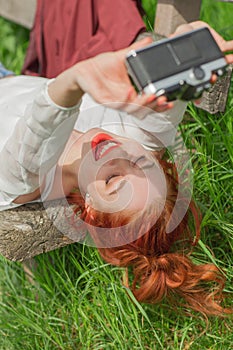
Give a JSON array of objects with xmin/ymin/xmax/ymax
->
[{"xmin": 126, "ymin": 27, "xmax": 228, "ymax": 101}]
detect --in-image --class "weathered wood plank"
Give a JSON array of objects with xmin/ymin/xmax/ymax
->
[
  {"xmin": 0, "ymin": 202, "xmax": 77, "ymax": 261},
  {"xmin": 154, "ymin": 0, "xmax": 202, "ymax": 37},
  {"xmin": 197, "ymin": 65, "xmax": 233, "ymax": 113},
  {"xmin": 0, "ymin": 0, "xmax": 36, "ymax": 29}
]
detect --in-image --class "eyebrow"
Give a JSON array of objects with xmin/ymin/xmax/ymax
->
[{"xmin": 141, "ymin": 161, "xmax": 155, "ymax": 170}]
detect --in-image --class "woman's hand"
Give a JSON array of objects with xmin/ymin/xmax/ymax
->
[
  {"xmin": 171, "ymin": 20, "xmax": 233, "ymax": 88},
  {"xmin": 64, "ymin": 38, "xmax": 173, "ymax": 113}
]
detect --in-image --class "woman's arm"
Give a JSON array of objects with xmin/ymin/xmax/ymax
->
[{"xmin": 0, "ymin": 80, "xmax": 80, "ymax": 205}]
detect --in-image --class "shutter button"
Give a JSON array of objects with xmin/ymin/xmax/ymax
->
[{"xmin": 193, "ymin": 67, "xmax": 205, "ymax": 80}]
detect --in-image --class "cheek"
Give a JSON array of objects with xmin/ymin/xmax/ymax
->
[
  {"xmin": 129, "ymin": 177, "xmax": 150, "ymax": 210},
  {"xmin": 146, "ymin": 165, "xmax": 167, "ymax": 200},
  {"xmin": 78, "ymin": 153, "xmax": 99, "ymax": 195},
  {"xmin": 129, "ymin": 172, "xmax": 167, "ymax": 212}
]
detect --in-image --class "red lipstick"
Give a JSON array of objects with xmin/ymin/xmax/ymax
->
[{"xmin": 91, "ymin": 133, "xmax": 121, "ymax": 161}]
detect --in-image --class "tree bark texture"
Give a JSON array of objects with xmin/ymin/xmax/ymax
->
[
  {"xmin": 0, "ymin": 202, "xmax": 76, "ymax": 261},
  {"xmin": 197, "ymin": 66, "xmax": 233, "ymax": 114}
]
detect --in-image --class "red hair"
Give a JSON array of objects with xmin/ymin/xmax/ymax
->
[{"xmin": 68, "ymin": 158, "xmax": 232, "ymax": 317}]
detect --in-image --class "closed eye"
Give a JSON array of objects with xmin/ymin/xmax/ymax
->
[
  {"xmin": 133, "ymin": 156, "xmax": 154, "ymax": 169},
  {"xmin": 105, "ymin": 174, "xmax": 120, "ymax": 184},
  {"xmin": 134, "ymin": 156, "xmax": 146, "ymax": 165}
]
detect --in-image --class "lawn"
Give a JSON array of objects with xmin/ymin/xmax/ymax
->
[{"xmin": 0, "ymin": 0, "xmax": 232, "ymax": 349}]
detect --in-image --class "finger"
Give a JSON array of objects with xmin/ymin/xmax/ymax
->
[
  {"xmin": 193, "ymin": 98, "xmax": 202, "ymax": 105},
  {"xmin": 126, "ymin": 86, "xmax": 139, "ymax": 101},
  {"xmin": 147, "ymin": 99, "xmax": 174, "ymax": 113},
  {"xmin": 125, "ymin": 93, "xmax": 154, "ymax": 111},
  {"xmin": 210, "ymin": 74, "xmax": 218, "ymax": 84},
  {"xmin": 205, "ymin": 29, "xmax": 233, "ymax": 53},
  {"xmin": 114, "ymin": 93, "xmax": 152, "ymax": 115},
  {"xmin": 127, "ymin": 37, "xmax": 153, "ymax": 51},
  {"xmin": 225, "ymin": 54, "xmax": 233, "ymax": 64},
  {"xmin": 124, "ymin": 101, "xmax": 173, "ymax": 117},
  {"xmin": 133, "ymin": 94, "xmax": 173, "ymax": 111},
  {"xmin": 173, "ymin": 21, "xmax": 233, "ymax": 54},
  {"xmin": 123, "ymin": 94, "xmax": 173, "ymax": 116},
  {"xmin": 220, "ymin": 40, "xmax": 233, "ymax": 53},
  {"xmin": 144, "ymin": 95, "xmax": 174, "ymax": 111},
  {"xmin": 171, "ymin": 24, "xmax": 194, "ymax": 37}
]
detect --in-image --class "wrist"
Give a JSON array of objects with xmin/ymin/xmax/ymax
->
[{"xmin": 48, "ymin": 68, "xmax": 84, "ymax": 108}]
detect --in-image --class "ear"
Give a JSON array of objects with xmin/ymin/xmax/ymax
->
[{"xmin": 85, "ymin": 192, "xmax": 93, "ymax": 207}]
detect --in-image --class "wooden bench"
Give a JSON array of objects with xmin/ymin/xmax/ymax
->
[
  {"xmin": 0, "ymin": 0, "xmax": 201, "ymax": 32},
  {"xmin": 0, "ymin": 0, "xmax": 232, "ymax": 261},
  {"xmin": 0, "ymin": 0, "xmax": 36, "ymax": 29}
]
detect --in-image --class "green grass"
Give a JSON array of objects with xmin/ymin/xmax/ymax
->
[
  {"xmin": 0, "ymin": 1, "xmax": 233, "ymax": 349},
  {"xmin": 0, "ymin": 17, "xmax": 29, "ymax": 74}
]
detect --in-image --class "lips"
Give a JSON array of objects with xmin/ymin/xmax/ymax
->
[{"xmin": 91, "ymin": 133, "xmax": 121, "ymax": 161}]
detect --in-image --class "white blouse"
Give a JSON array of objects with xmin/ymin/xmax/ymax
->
[
  {"xmin": 0, "ymin": 75, "xmax": 187, "ymax": 211},
  {"xmin": 77, "ymin": 94, "xmax": 187, "ymax": 150},
  {"xmin": 0, "ymin": 76, "xmax": 79, "ymax": 210}
]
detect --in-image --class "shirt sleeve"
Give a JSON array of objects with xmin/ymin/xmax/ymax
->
[{"xmin": 0, "ymin": 80, "xmax": 80, "ymax": 198}]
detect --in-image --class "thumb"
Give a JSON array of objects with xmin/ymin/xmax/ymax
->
[{"xmin": 118, "ymin": 37, "xmax": 153, "ymax": 59}]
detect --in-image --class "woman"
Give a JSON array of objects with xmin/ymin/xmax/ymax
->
[{"xmin": 0, "ymin": 27, "xmax": 232, "ymax": 316}]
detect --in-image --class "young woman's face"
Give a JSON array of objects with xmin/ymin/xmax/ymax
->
[{"xmin": 77, "ymin": 128, "xmax": 167, "ymax": 214}]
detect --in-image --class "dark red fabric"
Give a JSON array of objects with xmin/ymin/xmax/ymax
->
[{"xmin": 22, "ymin": 0, "xmax": 146, "ymax": 78}]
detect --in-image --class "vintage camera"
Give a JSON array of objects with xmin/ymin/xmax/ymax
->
[{"xmin": 126, "ymin": 27, "xmax": 228, "ymax": 101}]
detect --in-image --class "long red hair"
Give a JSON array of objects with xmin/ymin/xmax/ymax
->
[{"xmin": 68, "ymin": 157, "xmax": 232, "ymax": 317}]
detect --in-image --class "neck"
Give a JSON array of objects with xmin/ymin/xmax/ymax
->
[{"xmin": 47, "ymin": 130, "xmax": 84, "ymax": 200}]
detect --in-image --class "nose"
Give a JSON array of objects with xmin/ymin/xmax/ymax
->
[{"xmin": 106, "ymin": 177, "xmax": 127, "ymax": 195}]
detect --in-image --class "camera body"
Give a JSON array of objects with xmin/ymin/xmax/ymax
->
[{"xmin": 126, "ymin": 28, "xmax": 228, "ymax": 101}]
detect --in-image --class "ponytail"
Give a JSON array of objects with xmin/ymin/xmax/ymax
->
[
  {"xmin": 98, "ymin": 248, "xmax": 231, "ymax": 316},
  {"xmin": 132, "ymin": 252, "xmax": 228, "ymax": 316}
]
